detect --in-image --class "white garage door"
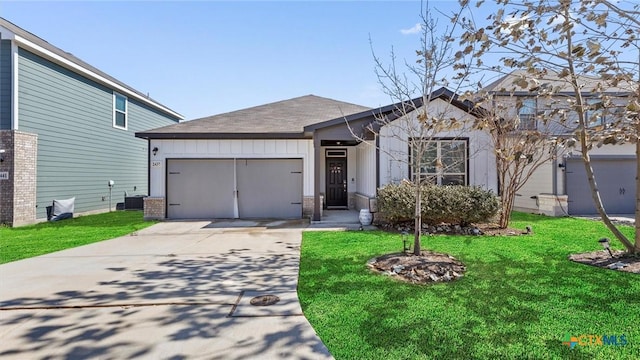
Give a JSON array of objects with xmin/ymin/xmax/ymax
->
[
  {"xmin": 167, "ymin": 159, "xmax": 303, "ymax": 219},
  {"xmin": 566, "ymin": 156, "xmax": 635, "ymax": 215}
]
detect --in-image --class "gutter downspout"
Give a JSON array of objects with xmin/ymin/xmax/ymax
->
[
  {"xmin": 312, "ymin": 133, "xmax": 322, "ymax": 222},
  {"xmin": 375, "ymin": 134, "xmax": 380, "ymax": 190},
  {"xmin": 147, "ymin": 139, "xmax": 151, "ymax": 196},
  {"xmin": 552, "ymin": 144, "xmax": 558, "ymax": 195}
]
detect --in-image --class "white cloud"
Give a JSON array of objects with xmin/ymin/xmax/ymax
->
[{"xmin": 400, "ymin": 23, "xmax": 422, "ymax": 35}]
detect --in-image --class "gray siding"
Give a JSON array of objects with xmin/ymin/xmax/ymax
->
[
  {"xmin": 17, "ymin": 48, "xmax": 179, "ymax": 218},
  {"xmin": 0, "ymin": 40, "xmax": 11, "ymax": 129}
]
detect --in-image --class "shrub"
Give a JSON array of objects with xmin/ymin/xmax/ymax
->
[{"xmin": 376, "ymin": 182, "xmax": 499, "ymax": 226}]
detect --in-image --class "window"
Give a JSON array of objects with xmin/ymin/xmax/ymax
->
[
  {"xmin": 410, "ymin": 139, "xmax": 467, "ymax": 186},
  {"xmin": 113, "ymin": 92, "xmax": 127, "ymax": 129},
  {"xmin": 585, "ymin": 98, "xmax": 605, "ymax": 127},
  {"xmin": 518, "ymin": 98, "xmax": 537, "ymax": 130}
]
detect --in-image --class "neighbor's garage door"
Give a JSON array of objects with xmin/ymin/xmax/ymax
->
[
  {"xmin": 566, "ymin": 157, "xmax": 635, "ymax": 215},
  {"xmin": 167, "ymin": 159, "xmax": 302, "ymax": 219}
]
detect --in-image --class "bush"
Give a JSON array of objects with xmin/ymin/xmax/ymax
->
[{"xmin": 376, "ymin": 182, "xmax": 499, "ymax": 226}]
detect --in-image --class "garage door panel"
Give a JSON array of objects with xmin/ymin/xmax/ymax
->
[
  {"xmin": 566, "ymin": 158, "xmax": 635, "ymax": 215},
  {"xmin": 237, "ymin": 159, "xmax": 303, "ymax": 218},
  {"xmin": 167, "ymin": 160, "xmax": 235, "ymax": 219}
]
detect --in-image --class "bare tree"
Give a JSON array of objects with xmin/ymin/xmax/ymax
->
[
  {"xmin": 457, "ymin": 0, "xmax": 640, "ymax": 253},
  {"xmin": 471, "ymin": 89, "xmax": 561, "ymax": 228},
  {"xmin": 352, "ymin": 2, "xmax": 476, "ymax": 255}
]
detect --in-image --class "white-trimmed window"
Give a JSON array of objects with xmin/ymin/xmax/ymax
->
[
  {"xmin": 410, "ymin": 139, "xmax": 468, "ymax": 186},
  {"xmin": 585, "ymin": 98, "xmax": 605, "ymax": 127},
  {"xmin": 113, "ymin": 92, "xmax": 127, "ymax": 129},
  {"xmin": 518, "ymin": 98, "xmax": 537, "ymax": 130}
]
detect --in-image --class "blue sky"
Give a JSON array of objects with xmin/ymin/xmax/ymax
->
[{"xmin": 1, "ymin": 0, "xmax": 473, "ymax": 120}]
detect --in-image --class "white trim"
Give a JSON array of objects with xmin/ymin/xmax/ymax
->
[
  {"xmin": 11, "ymin": 42, "xmax": 19, "ymax": 130},
  {"xmin": 233, "ymin": 158, "xmax": 239, "ymax": 218},
  {"xmin": 13, "ymin": 35, "xmax": 183, "ymax": 120},
  {"xmin": 112, "ymin": 92, "xmax": 128, "ymax": 130}
]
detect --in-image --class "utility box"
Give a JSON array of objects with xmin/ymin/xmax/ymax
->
[{"xmin": 124, "ymin": 195, "xmax": 145, "ymax": 210}]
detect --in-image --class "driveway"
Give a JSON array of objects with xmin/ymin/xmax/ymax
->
[{"xmin": 0, "ymin": 220, "xmax": 333, "ymax": 359}]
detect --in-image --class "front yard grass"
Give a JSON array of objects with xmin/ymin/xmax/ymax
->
[
  {"xmin": 299, "ymin": 213, "xmax": 639, "ymax": 359},
  {"xmin": 0, "ymin": 211, "xmax": 156, "ymax": 264}
]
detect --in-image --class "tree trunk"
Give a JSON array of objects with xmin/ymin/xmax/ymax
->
[
  {"xmin": 635, "ymin": 115, "xmax": 640, "ymax": 253},
  {"xmin": 414, "ymin": 182, "xmax": 422, "ymax": 256},
  {"xmin": 579, "ymin": 142, "xmax": 635, "ymax": 251},
  {"xmin": 499, "ymin": 193, "xmax": 514, "ymax": 229},
  {"xmin": 562, "ymin": 10, "xmax": 635, "ymax": 253}
]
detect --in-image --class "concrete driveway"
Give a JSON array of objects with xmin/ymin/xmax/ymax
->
[{"xmin": 0, "ymin": 220, "xmax": 333, "ymax": 359}]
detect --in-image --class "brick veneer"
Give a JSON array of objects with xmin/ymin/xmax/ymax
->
[
  {"xmin": 303, "ymin": 195, "xmax": 323, "ymax": 218},
  {"xmin": 144, "ymin": 197, "xmax": 166, "ymax": 220},
  {"xmin": 0, "ymin": 130, "xmax": 38, "ymax": 226}
]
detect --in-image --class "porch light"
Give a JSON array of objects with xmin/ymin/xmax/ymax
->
[
  {"xmin": 598, "ymin": 238, "xmax": 613, "ymax": 258},
  {"xmin": 152, "ymin": 147, "xmax": 159, "ymax": 156}
]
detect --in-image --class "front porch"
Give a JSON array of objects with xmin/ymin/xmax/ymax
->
[{"xmin": 307, "ymin": 209, "xmax": 377, "ymax": 231}]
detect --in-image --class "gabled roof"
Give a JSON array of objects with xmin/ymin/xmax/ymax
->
[
  {"xmin": 0, "ymin": 17, "xmax": 183, "ymax": 120},
  {"xmin": 483, "ymin": 69, "xmax": 634, "ymax": 95},
  {"xmin": 137, "ymin": 88, "xmax": 483, "ymax": 140},
  {"xmin": 136, "ymin": 95, "xmax": 371, "ymax": 139},
  {"xmin": 303, "ymin": 87, "xmax": 482, "ymax": 133}
]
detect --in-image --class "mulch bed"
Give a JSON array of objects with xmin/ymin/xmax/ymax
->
[
  {"xmin": 378, "ymin": 220, "xmax": 529, "ymax": 237},
  {"xmin": 367, "ymin": 251, "xmax": 466, "ymax": 284},
  {"xmin": 370, "ymin": 221, "xmax": 638, "ymax": 284},
  {"xmin": 568, "ymin": 250, "xmax": 640, "ymax": 274}
]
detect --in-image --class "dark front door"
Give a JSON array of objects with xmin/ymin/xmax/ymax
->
[{"xmin": 326, "ymin": 157, "xmax": 348, "ymax": 207}]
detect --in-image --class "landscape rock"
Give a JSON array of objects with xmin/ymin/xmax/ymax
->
[{"xmin": 368, "ymin": 251, "xmax": 467, "ymax": 284}]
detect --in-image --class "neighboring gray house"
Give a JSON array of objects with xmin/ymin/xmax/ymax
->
[
  {"xmin": 136, "ymin": 88, "xmax": 496, "ymax": 221},
  {"xmin": 0, "ymin": 18, "xmax": 183, "ymax": 226},
  {"xmin": 483, "ymin": 70, "xmax": 636, "ymax": 215}
]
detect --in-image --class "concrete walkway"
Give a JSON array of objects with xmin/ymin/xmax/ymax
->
[{"xmin": 0, "ymin": 220, "xmax": 333, "ymax": 359}]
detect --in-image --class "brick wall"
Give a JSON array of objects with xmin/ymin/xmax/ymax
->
[
  {"xmin": 303, "ymin": 195, "xmax": 323, "ymax": 218},
  {"xmin": 13, "ymin": 132, "xmax": 37, "ymax": 226},
  {"xmin": 143, "ymin": 197, "xmax": 165, "ymax": 220},
  {"xmin": 0, "ymin": 130, "xmax": 14, "ymax": 224},
  {"xmin": 0, "ymin": 130, "xmax": 38, "ymax": 226}
]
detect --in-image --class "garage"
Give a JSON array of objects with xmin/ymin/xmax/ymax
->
[
  {"xmin": 167, "ymin": 158, "xmax": 303, "ymax": 219},
  {"xmin": 565, "ymin": 156, "xmax": 635, "ymax": 215}
]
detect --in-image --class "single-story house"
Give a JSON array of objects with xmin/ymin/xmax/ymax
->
[{"xmin": 135, "ymin": 88, "xmax": 498, "ymax": 221}]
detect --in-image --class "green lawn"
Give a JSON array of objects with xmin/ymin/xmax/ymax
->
[
  {"xmin": 0, "ymin": 211, "xmax": 156, "ymax": 264},
  {"xmin": 299, "ymin": 213, "xmax": 639, "ymax": 359}
]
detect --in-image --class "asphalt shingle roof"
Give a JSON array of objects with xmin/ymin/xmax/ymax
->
[
  {"xmin": 483, "ymin": 69, "xmax": 635, "ymax": 94},
  {"xmin": 140, "ymin": 95, "xmax": 372, "ymax": 136}
]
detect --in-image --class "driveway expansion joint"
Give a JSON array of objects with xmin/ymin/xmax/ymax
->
[{"xmin": 0, "ymin": 300, "xmax": 236, "ymax": 311}]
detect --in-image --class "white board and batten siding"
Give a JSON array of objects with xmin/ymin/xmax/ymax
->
[
  {"xmin": 149, "ymin": 139, "xmax": 314, "ymax": 198},
  {"xmin": 356, "ymin": 141, "xmax": 377, "ymax": 197},
  {"xmin": 377, "ymin": 99, "xmax": 498, "ymax": 192}
]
